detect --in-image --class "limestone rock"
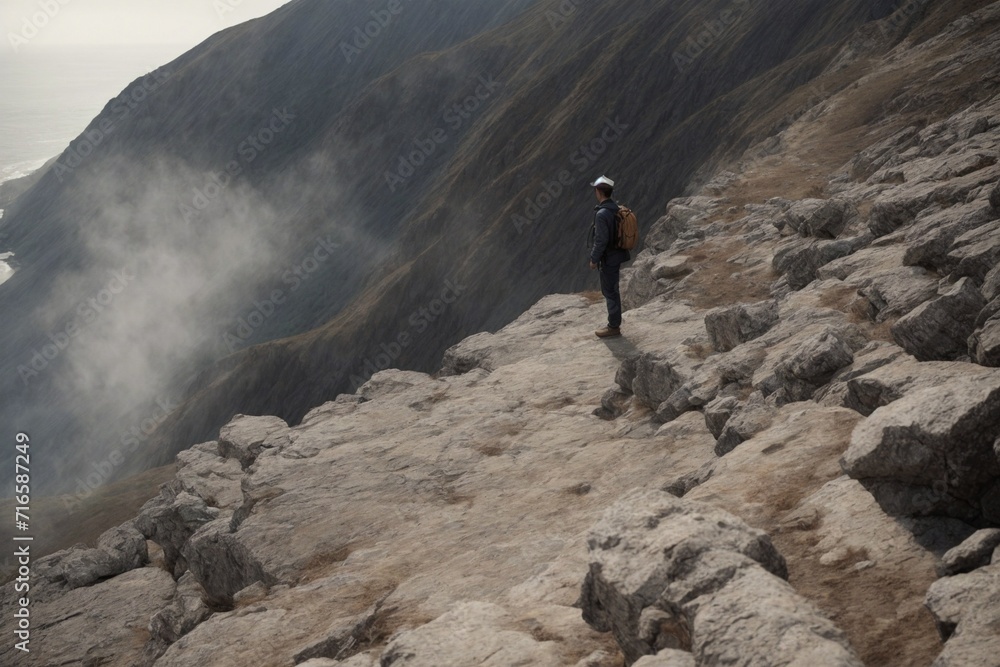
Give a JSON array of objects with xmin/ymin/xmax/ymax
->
[
  {"xmin": 183, "ymin": 515, "xmax": 276, "ymax": 607},
  {"xmin": 628, "ymin": 353, "xmax": 686, "ymax": 411},
  {"xmin": 174, "ymin": 441, "xmax": 245, "ymax": 510},
  {"xmin": 772, "ymin": 237, "xmax": 862, "ymax": 290},
  {"xmin": 841, "ymin": 370, "xmax": 1000, "ymax": 521},
  {"xmin": 704, "ymin": 300, "xmax": 779, "ymax": 352},
  {"xmin": 969, "ymin": 315, "xmax": 1000, "ymax": 367},
  {"xmin": 139, "ymin": 572, "xmax": 213, "ymax": 666},
  {"xmin": 30, "ymin": 521, "xmax": 148, "ymax": 598},
  {"xmin": 633, "ymin": 650, "xmax": 696, "ymax": 667},
  {"xmin": 378, "ymin": 601, "xmax": 565, "ymax": 666},
  {"xmin": 782, "ymin": 198, "xmax": 850, "ymax": 238},
  {"xmin": 217, "ymin": 414, "xmax": 290, "ymax": 469},
  {"xmin": 772, "ymin": 328, "xmax": 855, "ymax": 403},
  {"xmin": 714, "ymin": 392, "xmax": 777, "ymax": 456},
  {"xmin": 580, "ymin": 489, "xmax": 861, "ymax": 666},
  {"xmin": 926, "ymin": 564, "xmax": 1000, "ymax": 665},
  {"xmin": 938, "ymin": 529, "xmax": 1000, "ymax": 577},
  {"xmin": 891, "ymin": 278, "xmax": 986, "ymax": 361},
  {"xmin": 843, "ymin": 357, "xmax": 994, "ymax": 416},
  {"xmin": 136, "ymin": 488, "xmax": 221, "ymax": 577},
  {"xmin": 703, "ymin": 395, "xmax": 739, "ymax": 439},
  {"xmin": 947, "ymin": 220, "xmax": 1000, "ymax": 282},
  {"xmin": 0, "ymin": 567, "xmax": 176, "ymax": 667}
]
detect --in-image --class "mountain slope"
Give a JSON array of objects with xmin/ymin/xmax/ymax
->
[{"xmin": 0, "ymin": 0, "xmax": 993, "ymax": 497}]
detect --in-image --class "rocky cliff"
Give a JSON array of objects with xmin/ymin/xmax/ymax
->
[
  {"xmin": 0, "ymin": 0, "xmax": 934, "ymax": 494},
  {"xmin": 4, "ymin": 1, "xmax": 1000, "ymax": 666}
]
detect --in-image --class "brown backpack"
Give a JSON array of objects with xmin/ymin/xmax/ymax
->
[{"xmin": 615, "ymin": 205, "xmax": 639, "ymax": 251}]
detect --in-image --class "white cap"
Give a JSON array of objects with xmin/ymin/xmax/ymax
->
[{"xmin": 590, "ymin": 175, "xmax": 615, "ymax": 189}]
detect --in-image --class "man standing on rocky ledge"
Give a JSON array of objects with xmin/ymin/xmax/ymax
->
[{"xmin": 588, "ymin": 175, "xmax": 630, "ymax": 338}]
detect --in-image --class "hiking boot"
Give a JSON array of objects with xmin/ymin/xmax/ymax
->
[{"xmin": 595, "ymin": 326, "xmax": 622, "ymax": 339}]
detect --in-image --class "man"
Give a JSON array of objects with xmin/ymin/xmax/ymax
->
[{"xmin": 588, "ymin": 175, "xmax": 630, "ymax": 338}]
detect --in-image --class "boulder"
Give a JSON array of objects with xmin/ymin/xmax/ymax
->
[
  {"xmin": 843, "ymin": 358, "xmax": 994, "ymax": 417},
  {"xmin": 31, "ymin": 521, "xmax": 148, "ymax": 598},
  {"xmin": 841, "ymin": 371, "xmax": 1000, "ymax": 521},
  {"xmin": 714, "ymin": 392, "xmax": 777, "ymax": 456},
  {"xmin": 704, "ymin": 300, "xmax": 779, "ymax": 352},
  {"xmin": 937, "ymin": 529, "xmax": 1000, "ymax": 577},
  {"xmin": 628, "ymin": 353, "xmax": 686, "ymax": 411},
  {"xmin": 703, "ymin": 395, "xmax": 739, "ymax": 439},
  {"xmin": 136, "ymin": 488, "xmax": 221, "ymax": 577},
  {"xmin": 182, "ymin": 516, "xmax": 276, "ymax": 607},
  {"xmin": 175, "ymin": 442, "xmax": 245, "ymax": 510},
  {"xmin": 139, "ymin": 572, "xmax": 213, "ymax": 666},
  {"xmin": 218, "ymin": 414, "xmax": 290, "ymax": 469},
  {"xmin": 856, "ymin": 267, "xmax": 940, "ymax": 322},
  {"xmin": 579, "ymin": 490, "xmax": 862, "ymax": 666},
  {"xmin": 772, "ymin": 328, "xmax": 855, "ymax": 403},
  {"xmin": 891, "ymin": 277, "xmax": 986, "ymax": 361},
  {"xmin": 926, "ymin": 564, "xmax": 1000, "ymax": 665},
  {"xmin": 947, "ymin": 219, "xmax": 1000, "ymax": 282},
  {"xmin": 970, "ymin": 315, "xmax": 1000, "ymax": 367},
  {"xmin": 772, "ymin": 238, "xmax": 861, "ymax": 290},
  {"xmin": 782, "ymin": 198, "xmax": 850, "ymax": 238}
]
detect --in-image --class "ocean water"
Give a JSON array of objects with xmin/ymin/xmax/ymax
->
[{"xmin": 0, "ymin": 44, "xmax": 187, "ymax": 185}]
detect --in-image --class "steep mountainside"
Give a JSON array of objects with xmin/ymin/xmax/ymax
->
[
  {"xmin": 0, "ymin": 0, "xmax": 930, "ymax": 493},
  {"xmin": 3, "ymin": 2, "xmax": 1000, "ymax": 666}
]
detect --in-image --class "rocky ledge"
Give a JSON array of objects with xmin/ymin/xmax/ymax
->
[{"xmin": 5, "ymin": 6, "xmax": 1000, "ymax": 666}]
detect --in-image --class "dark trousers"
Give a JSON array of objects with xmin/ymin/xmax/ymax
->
[{"xmin": 599, "ymin": 262, "xmax": 623, "ymax": 328}]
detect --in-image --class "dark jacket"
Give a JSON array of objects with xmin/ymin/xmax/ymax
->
[{"xmin": 590, "ymin": 199, "xmax": 631, "ymax": 266}]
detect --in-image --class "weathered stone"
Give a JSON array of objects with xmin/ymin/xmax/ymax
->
[
  {"xmin": 938, "ymin": 529, "xmax": 1000, "ymax": 577},
  {"xmin": 970, "ymin": 315, "xmax": 1000, "ymax": 367},
  {"xmin": 947, "ymin": 219, "xmax": 1000, "ymax": 282},
  {"xmin": 175, "ymin": 441, "xmax": 245, "ymax": 510},
  {"xmin": 843, "ymin": 358, "xmax": 994, "ymax": 417},
  {"xmin": 294, "ymin": 597, "xmax": 389, "ymax": 663},
  {"xmin": 183, "ymin": 515, "xmax": 276, "ymax": 607},
  {"xmin": 631, "ymin": 353, "xmax": 685, "ymax": 411},
  {"xmin": 0, "ymin": 567, "xmax": 176, "ymax": 667},
  {"xmin": 841, "ymin": 371, "xmax": 1000, "ymax": 521},
  {"xmin": 714, "ymin": 392, "xmax": 777, "ymax": 456},
  {"xmin": 580, "ymin": 490, "xmax": 862, "ymax": 666},
  {"xmin": 816, "ymin": 342, "xmax": 908, "ymax": 409},
  {"xmin": 704, "ymin": 300, "xmax": 779, "ymax": 352},
  {"xmin": 378, "ymin": 602, "xmax": 565, "ymax": 666},
  {"xmin": 900, "ymin": 202, "xmax": 994, "ymax": 271},
  {"xmin": 772, "ymin": 328, "xmax": 855, "ymax": 403},
  {"xmin": 139, "ymin": 572, "xmax": 213, "ymax": 666},
  {"xmin": 703, "ymin": 395, "xmax": 739, "ymax": 438},
  {"xmin": 30, "ymin": 521, "xmax": 148, "ymax": 598},
  {"xmin": 856, "ymin": 266, "xmax": 940, "ymax": 322},
  {"xmin": 891, "ymin": 277, "xmax": 986, "ymax": 361},
  {"xmin": 633, "ymin": 650, "xmax": 696, "ymax": 667},
  {"xmin": 218, "ymin": 414, "xmax": 290, "ymax": 469},
  {"xmin": 136, "ymin": 488, "xmax": 221, "ymax": 577},
  {"xmin": 651, "ymin": 255, "xmax": 692, "ymax": 281},
  {"xmin": 782, "ymin": 198, "xmax": 850, "ymax": 238},
  {"xmin": 990, "ymin": 180, "xmax": 1000, "ymax": 212},
  {"xmin": 926, "ymin": 563, "xmax": 1000, "ymax": 664},
  {"xmin": 773, "ymin": 238, "xmax": 861, "ymax": 290}
]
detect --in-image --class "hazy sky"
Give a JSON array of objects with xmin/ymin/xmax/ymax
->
[{"xmin": 3, "ymin": 0, "xmax": 293, "ymax": 51}]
